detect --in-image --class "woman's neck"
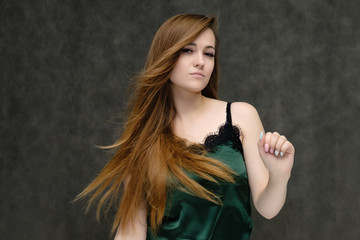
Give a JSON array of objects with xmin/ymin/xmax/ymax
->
[{"xmin": 172, "ymin": 89, "xmax": 208, "ymax": 121}]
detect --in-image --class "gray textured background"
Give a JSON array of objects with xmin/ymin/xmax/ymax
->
[{"xmin": 1, "ymin": 0, "xmax": 360, "ymax": 239}]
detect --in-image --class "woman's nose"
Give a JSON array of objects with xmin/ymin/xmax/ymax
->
[{"xmin": 194, "ymin": 53, "xmax": 205, "ymax": 68}]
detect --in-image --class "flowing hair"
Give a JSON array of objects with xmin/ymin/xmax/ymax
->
[{"xmin": 75, "ymin": 13, "xmax": 236, "ymax": 234}]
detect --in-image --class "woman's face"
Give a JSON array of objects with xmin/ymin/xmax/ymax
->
[{"xmin": 170, "ymin": 28, "xmax": 216, "ymax": 95}]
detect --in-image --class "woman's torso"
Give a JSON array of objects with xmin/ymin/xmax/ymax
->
[{"xmin": 147, "ymin": 102, "xmax": 253, "ymax": 240}]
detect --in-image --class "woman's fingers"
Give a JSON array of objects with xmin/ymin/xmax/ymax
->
[
  {"xmin": 264, "ymin": 132, "xmax": 272, "ymax": 153},
  {"xmin": 275, "ymin": 135, "xmax": 287, "ymax": 156},
  {"xmin": 269, "ymin": 132, "xmax": 280, "ymax": 154},
  {"xmin": 261, "ymin": 132, "xmax": 291, "ymax": 157},
  {"xmin": 280, "ymin": 140, "xmax": 295, "ymax": 155}
]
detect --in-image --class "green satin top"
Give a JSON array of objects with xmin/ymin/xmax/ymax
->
[{"xmin": 147, "ymin": 103, "xmax": 253, "ymax": 240}]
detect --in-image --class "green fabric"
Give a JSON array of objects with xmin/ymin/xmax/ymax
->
[{"xmin": 147, "ymin": 141, "xmax": 253, "ymax": 240}]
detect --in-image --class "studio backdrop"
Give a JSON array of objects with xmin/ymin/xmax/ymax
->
[{"xmin": 1, "ymin": 0, "xmax": 359, "ymax": 239}]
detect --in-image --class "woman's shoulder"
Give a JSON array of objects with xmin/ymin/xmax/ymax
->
[
  {"xmin": 230, "ymin": 102, "xmax": 262, "ymax": 128},
  {"xmin": 231, "ymin": 102, "xmax": 258, "ymax": 115},
  {"xmin": 204, "ymin": 98, "xmax": 260, "ymax": 122}
]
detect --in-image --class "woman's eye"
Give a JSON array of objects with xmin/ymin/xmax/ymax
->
[
  {"xmin": 181, "ymin": 48, "xmax": 193, "ymax": 54},
  {"xmin": 205, "ymin": 52, "xmax": 215, "ymax": 58}
]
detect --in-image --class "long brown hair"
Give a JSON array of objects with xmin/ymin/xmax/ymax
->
[{"xmin": 76, "ymin": 13, "xmax": 235, "ymax": 234}]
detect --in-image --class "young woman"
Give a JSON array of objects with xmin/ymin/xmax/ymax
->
[{"xmin": 77, "ymin": 14, "xmax": 295, "ymax": 240}]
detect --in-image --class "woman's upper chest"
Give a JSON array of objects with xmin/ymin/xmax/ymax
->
[{"xmin": 172, "ymin": 100, "xmax": 228, "ymax": 144}]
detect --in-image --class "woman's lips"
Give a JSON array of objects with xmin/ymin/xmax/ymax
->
[{"xmin": 190, "ymin": 72, "xmax": 205, "ymax": 77}]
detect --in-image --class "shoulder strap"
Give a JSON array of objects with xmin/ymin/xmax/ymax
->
[{"xmin": 226, "ymin": 102, "xmax": 232, "ymax": 125}]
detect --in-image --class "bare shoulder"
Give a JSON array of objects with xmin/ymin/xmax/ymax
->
[
  {"xmin": 231, "ymin": 102, "xmax": 260, "ymax": 121},
  {"xmin": 230, "ymin": 102, "xmax": 263, "ymax": 138}
]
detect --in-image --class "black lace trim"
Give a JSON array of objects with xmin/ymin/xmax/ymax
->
[{"xmin": 202, "ymin": 122, "xmax": 244, "ymax": 156}]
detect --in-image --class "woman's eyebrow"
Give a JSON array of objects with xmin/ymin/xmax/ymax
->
[{"xmin": 186, "ymin": 43, "xmax": 215, "ymax": 50}]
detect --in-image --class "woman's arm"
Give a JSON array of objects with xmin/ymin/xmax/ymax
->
[
  {"xmin": 114, "ymin": 177, "xmax": 147, "ymax": 239},
  {"xmin": 254, "ymin": 130, "xmax": 295, "ymax": 218},
  {"xmin": 232, "ymin": 102, "xmax": 295, "ymax": 219},
  {"xmin": 114, "ymin": 199, "xmax": 147, "ymax": 240}
]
